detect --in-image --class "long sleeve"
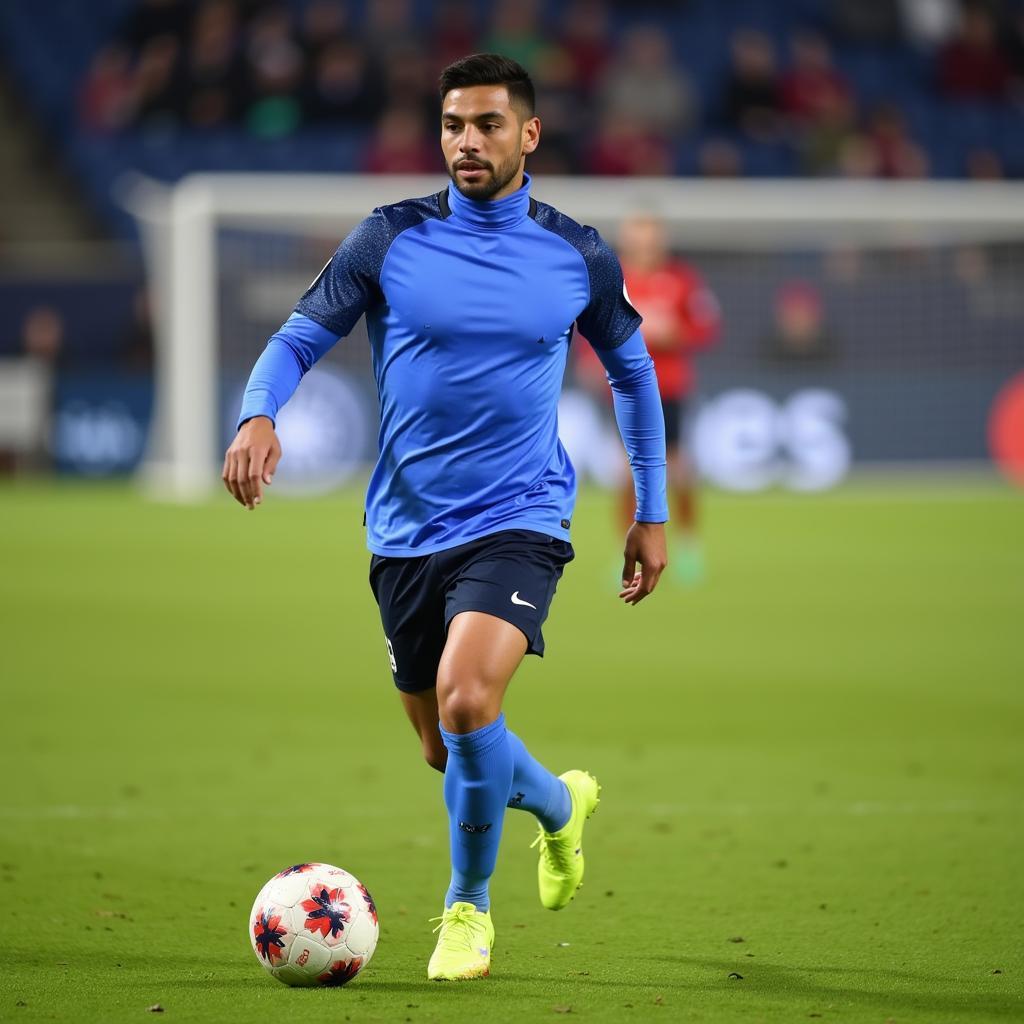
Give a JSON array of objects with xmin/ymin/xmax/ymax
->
[
  {"xmin": 592, "ymin": 329, "xmax": 669, "ymax": 523},
  {"xmin": 236, "ymin": 312, "xmax": 340, "ymax": 429}
]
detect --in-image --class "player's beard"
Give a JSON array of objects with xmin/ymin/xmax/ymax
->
[{"xmin": 448, "ymin": 146, "xmax": 524, "ymax": 201}]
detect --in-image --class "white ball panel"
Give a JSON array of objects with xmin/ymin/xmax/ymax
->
[
  {"xmin": 274, "ymin": 963, "xmax": 317, "ymax": 987},
  {"xmin": 343, "ymin": 909, "xmax": 378, "ymax": 960},
  {"xmin": 288, "ymin": 933, "xmax": 332, "ymax": 976}
]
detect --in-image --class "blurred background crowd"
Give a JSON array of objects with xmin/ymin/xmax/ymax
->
[{"xmin": 2, "ymin": 0, "xmax": 1024, "ymax": 240}]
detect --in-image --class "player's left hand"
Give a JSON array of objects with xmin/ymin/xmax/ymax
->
[{"xmin": 619, "ymin": 521, "xmax": 668, "ymax": 605}]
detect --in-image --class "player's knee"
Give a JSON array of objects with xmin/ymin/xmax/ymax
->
[{"xmin": 437, "ymin": 682, "xmax": 494, "ymax": 734}]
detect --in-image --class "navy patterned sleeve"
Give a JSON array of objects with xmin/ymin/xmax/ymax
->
[
  {"xmin": 575, "ymin": 228, "xmax": 643, "ymax": 351},
  {"xmin": 294, "ymin": 211, "xmax": 392, "ymax": 336}
]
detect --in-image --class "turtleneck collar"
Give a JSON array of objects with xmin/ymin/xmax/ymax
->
[{"xmin": 446, "ymin": 172, "xmax": 532, "ymax": 230}]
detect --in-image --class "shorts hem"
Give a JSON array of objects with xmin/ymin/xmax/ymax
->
[
  {"xmin": 393, "ymin": 675, "xmax": 436, "ymax": 694},
  {"xmin": 444, "ymin": 603, "xmax": 545, "ymax": 658}
]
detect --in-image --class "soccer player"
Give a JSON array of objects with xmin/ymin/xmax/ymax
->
[
  {"xmin": 588, "ymin": 213, "xmax": 720, "ymax": 583},
  {"xmin": 223, "ymin": 54, "xmax": 668, "ymax": 982}
]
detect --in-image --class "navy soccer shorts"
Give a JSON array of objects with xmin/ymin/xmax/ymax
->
[{"xmin": 368, "ymin": 529, "xmax": 575, "ymax": 693}]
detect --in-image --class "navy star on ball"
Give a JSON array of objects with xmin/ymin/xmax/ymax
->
[{"xmin": 301, "ymin": 885, "xmax": 351, "ymax": 939}]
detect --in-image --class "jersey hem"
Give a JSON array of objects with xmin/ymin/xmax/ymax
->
[{"xmin": 366, "ymin": 519, "xmax": 571, "ymax": 558}]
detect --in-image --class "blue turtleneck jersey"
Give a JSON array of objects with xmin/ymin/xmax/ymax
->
[{"xmin": 238, "ymin": 175, "xmax": 668, "ymax": 557}]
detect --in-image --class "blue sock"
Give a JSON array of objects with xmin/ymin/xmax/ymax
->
[
  {"xmin": 506, "ymin": 729, "xmax": 572, "ymax": 833},
  {"xmin": 440, "ymin": 714, "xmax": 514, "ymax": 912}
]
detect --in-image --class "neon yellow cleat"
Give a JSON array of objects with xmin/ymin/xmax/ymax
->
[
  {"xmin": 533, "ymin": 770, "xmax": 601, "ymax": 911},
  {"xmin": 427, "ymin": 902, "xmax": 495, "ymax": 981}
]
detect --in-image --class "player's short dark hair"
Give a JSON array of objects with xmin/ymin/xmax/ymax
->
[{"xmin": 438, "ymin": 53, "xmax": 536, "ymax": 119}]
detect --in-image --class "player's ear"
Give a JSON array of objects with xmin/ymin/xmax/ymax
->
[{"xmin": 522, "ymin": 115, "xmax": 541, "ymax": 155}]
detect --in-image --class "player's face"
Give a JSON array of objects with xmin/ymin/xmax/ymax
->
[{"xmin": 441, "ymin": 85, "xmax": 540, "ymax": 201}]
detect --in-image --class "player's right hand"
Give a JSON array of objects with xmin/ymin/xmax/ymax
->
[{"xmin": 222, "ymin": 416, "xmax": 281, "ymax": 510}]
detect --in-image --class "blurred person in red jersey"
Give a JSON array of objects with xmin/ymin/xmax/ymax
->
[
  {"xmin": 579, "ymin": 214, "xmax": 720, "ymax": 584},
  {"xmin": 781, "ymin": 30, "xmax": 853, "ymax": 126},
  {"xmin": 761, "ymin": 280, "xmax": 840, "ymax": 363},
  {"xmin": 585, "ymin": 113, "xmax": 673, "ymax": 175},
  {"xmin": 939, "ymin": 2, "xmax": 1013, "ymax": 100},
  {"xmin": 431, "ymin": 0, "xmax": 481, "ymax": 69},
  {"xmin": 559, "ymin": 0, "xmax": 612, "ymax": 96},
  {"xmin": 863, "ymin": 104, "xmax": 929, "ymax": 178},
  {"xmin": 79, "ymin": 44, "xmax": 136, "ymax": 132}
]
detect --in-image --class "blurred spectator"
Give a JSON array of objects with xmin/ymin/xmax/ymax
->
[
  {"xmin": 781, "ymin": 31, "xmax": 853, "ymax": 126},
  {"xmin": 835, "ymin": 103, "xmax": 929, "ymax": 178},
  {"xmin": 721, "ymin": 29, "xmax": 783, "ymax": 143},
  {"xmin": 863, "ymin": 103, "xmax": 929, "ymax": 177},
  {"xmin": 362, "ymin": 107, "xmax": 436, "ymax": 173},
  {"xmin": 698, "ymin": 138, "xmax": 743, "ymax": 177},
  {"xmin": 598, "ymin": 25, "xmax": 694, "ymax": 138},
  {"xmin": 180, "ymin": 0, "xmax": 244, "ymax": 130},
  {"xmin": 132, "ymin": 34, "xmax": 185, "ymax": 131},
  {"xmin": 529, "ymin": 46, "xmax": 584, "ymax": 174},
  {"xmin": 300, "ymin": 0, "xmax": 351, "ymax": 62},
  {"xmin": 966, "ymin": 146, "xmax": 1006, "ymax": 179},
  {"xmin": 585, "ymin": 113, "xmax": 673, "ymax": 176},
  {"xmin": 837, "ymin": 117, "xmax": 930, "ymax": 178},
  {"xmin": 559, "ymin": 0, "xmax": 612, "ymax": 95},
  {"xmin": 484, "ymin": 0, "xmax": 548, "ymax": 71},
  {"xmin": 79, "ymin": 44, "xmax": 136, "ymax": 133},
  {"xmin": 761, "ymin": 281, "xmax": 839, "ymax": 362},
  {"xmin": 798, "ymin": 89, "xmax": 858, "ymax": 175},
  {"xmin": 365, "ymin": 0, "xmax": 419, "ymax": 61},
  {"xmin": 939, "ymin": 4, "xmax": 1013, "ymax": 100},
  {"xmin": 432, "ymin": 0, "xmax": 480, "ymax": 69},
  {"xmin": 379, "ymin": 43, "xmax": 436, "ymax": 132},
  {"xmin": 21, "ymin": 306, "xmax": 64, "ymax": 363},
  {"xmin": 243, "ymin": 5, "xmax": 304, "ymax": 138},
  {"xmin": 0, "ymin": 307, "xmax": 62, "ymax": 473},
  {"xmin": 305, "ymin": 40, "xmax": 382, "ymax": 125}
]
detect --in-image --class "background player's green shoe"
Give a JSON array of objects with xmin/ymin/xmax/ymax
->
[
  {"xmin": 533, "ymin": 770, "xmax": 601, "ymax": 910},
  {"xmin": 427, "ymin": 902, "xmax": 494, "ymax": 980}
]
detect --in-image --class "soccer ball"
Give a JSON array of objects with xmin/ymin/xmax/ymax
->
[{"xmin": 249, "ymin": 862, "xmax": 379, "ymax": 987}]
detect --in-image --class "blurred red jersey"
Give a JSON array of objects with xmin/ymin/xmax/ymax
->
[{"xmin": 622, "ymin": 261, "xmax": 720, "ymax": 398}]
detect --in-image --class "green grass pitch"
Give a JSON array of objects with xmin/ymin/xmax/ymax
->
[{"xmin": 1, "ymin": 480, "xmax": 1022, "ymax": 1023}]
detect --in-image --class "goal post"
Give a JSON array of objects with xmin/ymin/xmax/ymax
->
[{"xmin": 126, "ymin": 174, "xmax": 1024, "ymax": 501}]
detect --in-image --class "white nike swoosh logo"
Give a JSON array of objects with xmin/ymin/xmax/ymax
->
[{"xmin": 510, "ymin": 591, "xmax": 537, "ymax": 609}]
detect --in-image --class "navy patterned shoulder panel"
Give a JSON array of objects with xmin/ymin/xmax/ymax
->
[
  {"xmin": 294, "ymin": 191, "xmax": 446, "ymax": 336},
  {"xmin": 529, "ymin": 199, "xmax": 642, "ymax": 350}
]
